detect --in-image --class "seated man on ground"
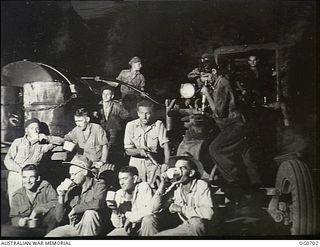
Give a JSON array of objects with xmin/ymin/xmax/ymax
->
[
  {"xmin": 2, "ymin": 164, "xmax": 58, "ymax": 237},
  {"xmin": 45, "ymin": 155, "xmax": 108, "ymax": 237},
  {"xmin": 107, "ymin": 166, "xmax": 159, "ymax": 236},
  {"xmin": 153, "ymin": 156, "xmax": 214, "ymax": 236}
]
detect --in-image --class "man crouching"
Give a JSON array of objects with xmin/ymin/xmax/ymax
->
[
  {"xmin": 107, "ymin": 166, "xmax": 159, "ymax": 236},
  {"xmin": 153, "ymin": 156, "xmax": 213, "ymax": 236},
  {"xmin": 45, "ymin": 155, "xmax": 107, "ymax": 237}
]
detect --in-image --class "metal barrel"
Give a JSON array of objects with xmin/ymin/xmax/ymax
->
[
  {"xmin": 23, "ymin": 81, "xmax": 74, "ymax": 137},
  {"xmin": 1, "ymin": 86, "xmax": 24, "ymax": 145}
]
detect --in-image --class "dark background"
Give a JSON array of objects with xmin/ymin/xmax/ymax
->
[{"xmin": 1, "ymin": 1, "xmax": 318, "ymax": 109}]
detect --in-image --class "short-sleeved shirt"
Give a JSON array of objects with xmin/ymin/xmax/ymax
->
[
  {"xmin": 5, "ymin": 136, "xmax": 53, "ymax": 171},
  {"xmin": 64, "ymin": 123, "xmax": 108, "ymax": 162},
  {"xmin": 116, "ymin": 69, "xmax": 145, "ymax": 97},
  {"xmin": 153, "ymin": 179, "xmax": 214, "ymax": 223},
  {"xmin": 124, "ymin": 119, "xmax": 169, "ymax": 178},
  {"xmin": 111, "ymin": 182, "xmax": 154, "ymax": 228}
]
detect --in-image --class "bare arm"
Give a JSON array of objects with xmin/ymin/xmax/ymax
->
[
  {"xmin": 100, "ymin": 144, "xmax": 108, "ymax": 163},
  {"xmin": 163, "ymin": 142, "xmax": 170, "ymax": 163},
  {"xmin": 125, "ymin": 148, "xmax": 148, "ymax": 158}
]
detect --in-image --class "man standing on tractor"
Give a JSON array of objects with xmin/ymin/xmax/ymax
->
[{"xmin": 200, "ymin": 62, "xmax": 262, "ymax": 203}]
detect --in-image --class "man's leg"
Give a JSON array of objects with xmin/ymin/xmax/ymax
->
[
  {"xmin": 45, "ymin": 225, "xmax": 78, "ymax": 237},
  {"xmin": 75, "ymin": 210, "xmax": 102, "ymax": 236},
  {"xmin": 154, "ymin": 223, "xmax": 192, "ymax": 236},
  {"xmin": 209, "ymin": 122, "xmax": 247, "ymax": 184},
  {"xmin": 107, "ymin": 228, "xmax": 128, "ymax": 236},
  {"xmin": 139, "ymin": 214, "xmax": 160, "ymax": 236}
]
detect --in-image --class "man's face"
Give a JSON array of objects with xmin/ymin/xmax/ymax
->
[
  {"xmin": 248, "ymin": 56, "xmax": 258, "ymax": 68},
  {"xmin": 22, "ymin": 170, "xmax": 39, "ymax": 191},
  {"xmin": 74, "ymin": 116, "xmax": 89, "ymax": 130},
  {"xmin": 137, "ymin": 106, "xmax": 152, "ymax": 125},
  {"xmin": 118, "ymin": 172, "xmax": 136, "ymax": 192},
  {"xmin": 69, "ymin": 165, "xmax": 86, "ymax": 185},
  {"xmin": 131, "ymin": 62, "xmax": 142, "ymax": 71},
  {"xmin": 25, "ymin": 123, "xmax": 39, "ymax": 141},
  {"xmin": 175, "ymin": 160, "xmax": 195, "ymax": 184},
  {"xmin": 102, "ymin": 89, "xmax": 114, "ymax": 103}
]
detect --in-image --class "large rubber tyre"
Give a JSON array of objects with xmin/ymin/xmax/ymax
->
[{"xmin": 275, "ymin": 159, "xmax": 317, "ymax": 235}]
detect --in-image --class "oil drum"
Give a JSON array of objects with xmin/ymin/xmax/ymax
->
[
  {"xmin": 23, "ymin": 81, "xmax": 74, "ymax": 137},
  {"xmin": 1, "ymin": 85, "xmax": 24, "ymax": 146}
]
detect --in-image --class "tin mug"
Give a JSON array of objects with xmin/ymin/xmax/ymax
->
[{"xmin": 166, "ymin": 168, "xmax": 182, "ymax": 180}]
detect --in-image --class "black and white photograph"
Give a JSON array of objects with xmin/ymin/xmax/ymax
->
[{"xmin": 1, "ymin": 0, "xmax": 319, "ymax": 240}]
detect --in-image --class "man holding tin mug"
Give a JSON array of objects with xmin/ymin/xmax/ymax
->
[
  {"xmin": 45, "ymin": 155, "xmax": 110, "ymax": 237},
  {"xmin": 107, "ymin": 166, "xmax": 159, "ymax": 236},
  {"xmin": 152, "ymin": 155, "xmax": 213, "ymax": 236},
  {"xmin": 1, "ymin": 164, "xmax": 58, "ymax": 237}
]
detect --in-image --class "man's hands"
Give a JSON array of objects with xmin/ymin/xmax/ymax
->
[
  {"xmin": 139, "ymin": 148, "xmax": 150, "ymax": 158},
  {"xmin": 200, "ymin": 86, "xmax": 210, "ymax": 96},
  {"xmin": 169, "ymin": 203, "xmax": 182, "ymax": 214},
  {"xmin": 18, "ymin": 217, "xmax": 29, "ymax": 227},
  {"xmin": 124, "ymin": 218, "xmax": 133, "ymax": 235},
  {"xmin": 106, "ymin": 200, "xmax": 117, "ymax": 210},
  {"xmin": 68, "ymin": 208, "xmax": 80, "ymax": 226}
]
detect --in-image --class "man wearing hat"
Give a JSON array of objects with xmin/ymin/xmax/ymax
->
[
  {"xmin": 45, "ymin": 154, "xmax": 108, "ymax": 237},
  {"xmin": 200, "ymin": 62, "xmax": 262, "ymax": 202},
  {"xmin": 117, "ymin": 56, "xmax": 145, "ymax": 98},
  {"xmin": 187, "ymin": 53, "xmax": 216, "ymax": 86},
  {"xmin": 4, "ymin": 118, "xmax": 60, "ymax": 206},
  {"xmin": 152, "ymin": 155, "xmax": 213, "ymax": 236},
  {"xmin": 117, "ymin": 56, "xmax": 146, "ymax": 120}
]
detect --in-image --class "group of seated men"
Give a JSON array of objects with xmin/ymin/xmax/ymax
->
[
  {"xmin": 2, "ymin": 104, "xmax": 213, "ymax": 237},
  {"xmin": 2, "ymin": 89, "xmax": 215, "ymax": 237}
]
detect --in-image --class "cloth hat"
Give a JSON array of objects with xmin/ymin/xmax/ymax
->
[
  {"xmin": 129, "ymin": 56, "xmax": 141, "ymax": 65},
  {"xmin": 24, "ymin": 118, "xmax": 40, "ymax": 128},
  {"xmin": 168, "ymin": 153, "xmax": 204, "ymax": 176},
  {"xmin": 62, "ymin": 155, "xmax": 93, "ymax": 171}
]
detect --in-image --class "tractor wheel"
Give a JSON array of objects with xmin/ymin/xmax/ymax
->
[{"xmin": 275, "ymin": 159, "xmax": 317, "ymax": 235}]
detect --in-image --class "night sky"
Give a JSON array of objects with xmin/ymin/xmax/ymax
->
[{"xmin": 1, "ymin": 1, "xmax": 318, "ymax": 108}]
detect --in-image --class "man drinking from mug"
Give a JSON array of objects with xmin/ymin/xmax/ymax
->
[
  {"xmin": 153, "ymin": 156, "xmax": 213, "ymax": 236},
  {"xmin": 45, "ymin": 155, "xmax": 109, "ymax": 237}
]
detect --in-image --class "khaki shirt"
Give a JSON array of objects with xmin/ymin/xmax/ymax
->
[
  {"xmin": 116, "ymin": 69, "xmax": 145, "ymax": 97},
  {"xmin": 4, "ymin": 136, "xmax": 53, "ymax": 172},
  {"xmin": 153, "ymin": 179, "xmax": 214, "ymax": 222},
  {"xmin": 111, "ymin": 182, "xmax": 154, "ymax": 227},
  {"xmin": 124, "ymin": 119, "xmax": 169, "ymax": 166},
  {"xmin": 10, "ymin": 180, "xmax": 57, "ymax": 226},
  {"xmin": 64, "ymin": 123, "xmax": 108, "ymax": 162}
]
